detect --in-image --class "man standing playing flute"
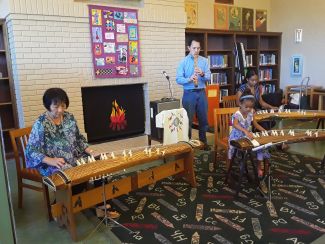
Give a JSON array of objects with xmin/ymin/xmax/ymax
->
[{"xmin": 176, "ymin": 39, "xmax": 211, "ymax": 150}]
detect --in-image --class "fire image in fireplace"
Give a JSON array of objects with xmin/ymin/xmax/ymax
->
[{"xmin": 109, "ymin": 100, "xmax": 127, "ymax": 131}]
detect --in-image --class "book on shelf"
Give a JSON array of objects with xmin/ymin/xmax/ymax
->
[
  {"xmin": 235, "ymin": 42, "xmax": 246, "ymax": 69},
  {"xmin": 234, "ymin": 42, "xmax": 246, "ymax": 85},
  {"xmin": 209, "ymin": 72, "xmax": 227, "ymax": 85},
  {"xmin": 245, "ymin": 54, "xmax": 253, "ymax": 67},
  {"xmin": 259, "ymin": 68, "xmax": 273, "ymax": 80},
  {"xmin": 259, "ymin": 54, "xmax": 276, "ymax": 65},
  {"xmin": 235, "ymin": 71, "xmax": 242, "ymax": 86},
  {"xmin": 219, "ymin": 88, "xmax": 229, "ymax": 102},
  {"xmin": 208, "ymin": 54, "xmax": 228, "ymax": 68}
]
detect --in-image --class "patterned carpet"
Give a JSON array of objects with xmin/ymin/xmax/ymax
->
[{"xmin": 107, "ymin": 150, "xmax": 325, "ymax": 243}]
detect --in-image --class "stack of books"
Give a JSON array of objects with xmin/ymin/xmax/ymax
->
[
  {"xmin": 209, "ymin": 73, "xmax": 227, "ymax": 85},
  {"xmin": 260, "ymin": 54, "xmax": 276, "ymax": 65},
  {"xmin": 208, "ymin": 54, "xmax": 228, "ymax": 68}
]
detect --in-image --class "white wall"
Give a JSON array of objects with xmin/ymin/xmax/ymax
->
[
  {"xmin": 4, "ymin": 0, "xmax": 186, "ymax": 136},
  {"xmin": 270, "ymin": 0, "xmax": 325, "ymax": 89},
  {"xmin": 0, "ymin": 0, "xmax": 10, "ymax": 18}
]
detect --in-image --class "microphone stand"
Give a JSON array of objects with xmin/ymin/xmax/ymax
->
[
  {"xmin": 166, "ymin": 76, "xmax": 175, "ymax": 101},
  {"xmin": 162, "ymin": 72, "xmax": 175, "ymax": 101},
  {"xmin": 298, "ymin": 76, "xmax": 310, "ymax": 110}
]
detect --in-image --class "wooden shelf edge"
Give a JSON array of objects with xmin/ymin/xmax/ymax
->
[
  {"xmin": 260, "ymin": 49, "xmax": 279, "ymax": 52},
  {"xmin": 210, "ymin": 67, "xmax": 232, "ymax": 70},
  {"xmin": 185, "ymin": 49, "xmax": 205, "ymax": 51},
  {"xmin": 259, "ymin": 64, "xmax": 277, "ymax": 67},
  {"xmin": 0, "ymin": 102, "xmax": 12, "ymax": 106},
  {"xmin": 2, "ymin": 127, "xmax": 15, "ymax": 132},
  {"xmin": 259, "ymin": 79, "xmax": 278, "ymax": 82},
  {"xmin": 0, "ymin": 77, "xmax": 9, "ymax": 80},
  {"xmin": 208, "ymin": 83, "xmax": 231, "ymax": 86},
  {"xmin": 207, "ymin": 49, "xmax": 232, "ymax": 52}
]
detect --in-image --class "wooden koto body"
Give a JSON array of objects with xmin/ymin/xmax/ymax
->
[
  {"xmin": 44, "ymin": 142, "xmax": 197, "ymax": 241},
  {"xmin": 254, "ymin": 109, "xmax": 325, "ymax": 122},
  {"xmin": 230, "ymin": 129, "xmax": 325, "ymax": 151}
]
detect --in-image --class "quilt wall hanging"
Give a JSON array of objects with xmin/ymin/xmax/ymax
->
[{"xmin": 89, "ymin": 5, "xmax": 141, "ymax": 78}]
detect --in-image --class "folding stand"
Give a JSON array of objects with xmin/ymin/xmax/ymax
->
[
  {"xmin": 252, "ymin": 141, "xmax": 285, "ymax": 201},
  {"xmin": 86, "ymin": 175, "xmax": 134, "ymax": 240},
  {"xmin": 224, "ymin": 148, "xmax": 259, "ymax": 196},
  {"xmin": 320, "ymin": 153, "xmax": 325, "ymax": 173},
  {"xmin": 226, "ymin": 141, "xmax": 285, "ymax": 201}
]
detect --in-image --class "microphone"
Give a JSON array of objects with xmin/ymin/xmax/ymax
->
[
  {"xmin": 161, "ymin": 71, "xmax": 174, "ymax": 101},
  {"xmin": 162, "ymin": 71, "xmax": 170, "ymax": 80}
]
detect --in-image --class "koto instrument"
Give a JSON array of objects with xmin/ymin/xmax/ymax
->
[
  {"xmin": 230, "ymin": 129, "xmax": 325, "ymax": 151},
  {"xmin": 44, "ymin": 142, "xmax": 198, "ymax": 241},
  {"xmin": 227, "ymin": 129, "xmax": 325, "ymax": 198},
  {"xmin": 254, "ymin": 109, "xmax": 325, "ymax": 122}
]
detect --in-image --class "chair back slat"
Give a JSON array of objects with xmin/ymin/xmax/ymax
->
[
  {"xmin": 9, "ymin": 127, "xmax": 32, "ymax": 171},
  {"xmin": 9, "ymin": 127, "xmax": 52, "ymax": 221},
  {"xmin": 214, "ymin": 107, "xmax": 238, "ymax": 143},
  {"xmin": 19, "ymin": 134, "xmax": 30, "ymax": 168},
  {"xmin": 222, "ymin": 95, "xmax": 237, "ymax": 108}
]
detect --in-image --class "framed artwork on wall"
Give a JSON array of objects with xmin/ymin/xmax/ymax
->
[
  {"xmin": 185, "ymin": 2, "xmax": 198, "ymax": 27},
  {"xmin": 229, "ymin": 6, "xmax": 241, "ymax": 31},
  {"xmin": 242, "ymin": 8, "xmax": 254, "ymax": 31},
  {"xmin": 291, "ymin": 55, "xmax": 303, "ymax": 77},
  {"xmin": 256, "ymin": 9, "xmax": 267, "ymax": 32},
  {"xmin": 214, "ymin": 4, "xmax": 229, "ymax": 30}
]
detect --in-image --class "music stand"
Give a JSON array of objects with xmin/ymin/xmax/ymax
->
[
  {"xmin": 252, "ymin": 140, "xmax": 287, "ymax": 202},
  {"xmin": 86, "ymin": 174, "xmax": 134, "ymax": 240}
]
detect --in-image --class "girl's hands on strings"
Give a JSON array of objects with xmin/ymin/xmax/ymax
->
[{"xmin": 244, "ymin": 130, "xmax": 254, "ymax": 140}]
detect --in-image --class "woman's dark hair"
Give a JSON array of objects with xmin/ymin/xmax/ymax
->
[
  {"xmin": 239, "ymin": 88, "xmax": 255, "ymax": 103},
  {"xmin": 244, "ymin": 68, "xmax": 258, "ymax": 83},
  {"xmin": 43, "ymin": 88, "xmax": 69, "ymax": 110}
]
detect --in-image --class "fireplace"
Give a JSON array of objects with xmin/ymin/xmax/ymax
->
[{"xmin": 81, "ymin": 84, "xmax": 145, "ymax": 142}]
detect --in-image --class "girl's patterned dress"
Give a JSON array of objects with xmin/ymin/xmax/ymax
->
[{"xmin": 228, "ymin": 110, "xmax": 270, "ymax": 161}]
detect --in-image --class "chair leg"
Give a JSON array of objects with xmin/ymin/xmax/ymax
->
[
  {"xmin": 316, "ymin": 119, "xmax": 321, "ymax": 129},
  {"xmin": 225, "ymin": 158, "xmax": 230, "ymax": 171},
  {"xmin": 224, "ymin": 159, "xmax": 232, "ymax": 184},
  {"xmin": 249, "ymin": 153, "xmax": 259, "ymax": 186},
  {"xmin": 236, "ymin": 158, "xmax": 246, "ymax": 196},
  {"xmin": 224, "ymin": 150, "xmax": 236, "ymax": 184},
  {"xmin": 42, "ymin": 184, "xmax": 53, "ymax": 221},
  {"xmin": 18, "ymin": 179, "xmax": 23, "ymax": 209},
  {"xmin": 321, "ymin": 154, "xmax": 325, "ymax": 172},
  {"xmin": 316, "ymin": 118, "xmax": 325, "ymax": 129}
]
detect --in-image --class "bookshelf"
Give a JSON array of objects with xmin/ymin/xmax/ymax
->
[
  {"xmin": 185, "ymin": 29, "xmax": 282, "ymax": 99},
  {"xmin": 0, "ymin": 20, "xmax": 17, "ymax": 153}
]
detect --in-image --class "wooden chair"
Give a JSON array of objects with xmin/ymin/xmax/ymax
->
[
  {"xmin": 222, "ymin": 95, "xmax": 237, "ymax": 108},
  {"xmin": 214, "ymin": 107, "xmax": 239, "ymax": 169},
  {"xmin": 9, "ymin": 127, "xmax": 52, "ymax": 221}
]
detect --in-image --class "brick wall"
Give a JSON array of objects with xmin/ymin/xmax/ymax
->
[{"xmin": 5, "ymin": 0, "xmax": 186, "ymax": 135}]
